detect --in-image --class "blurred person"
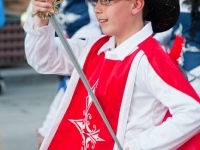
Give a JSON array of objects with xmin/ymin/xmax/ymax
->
[
  {"xmin": 0, "ymin": 0, "xmax": 5, "ymax": 28},
  {"xmin": 35, "ymin": 0, "xmax": 101, "ymax": 148},
  {"xmin": 0, "ymin": 74, "xmax": 5, "ymax": 95},
  {"xmin": 154, "ymin": 0, "xmax": 200, "ymax": 96},
  {"xmin": 37, "ymin": 76, "xmax": 69, "ymax": 148},
  {"xmin": 55, "ymin": 0, "xmax": 101, "ymax": 38},
  {"xmin": 0, "ymin": 0, "xmax": 6, "ymax": 95}
]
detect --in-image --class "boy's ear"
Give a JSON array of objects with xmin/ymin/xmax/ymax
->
[{"xmin": 131, "ymin": 0, "xmax": 145, "ymax": 15}]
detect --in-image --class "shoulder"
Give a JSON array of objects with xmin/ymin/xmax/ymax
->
[
  {"xmin": 138, "ymin": 36, "xmax": 180, "ymax": 78},
  {"xmin": 137, "ymin": 37, "xmax": 199, "ymax": 100},
  {"xmin": 139, "ymin": 36, "xmax": 172, "ymax": 63},
  {"xmin": 138, "ymin": 36, "xmax": 180, "ymax": 83}
]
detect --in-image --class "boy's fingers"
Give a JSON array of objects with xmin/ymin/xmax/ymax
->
[
  {"xmin": 34, "ymin": 7, "xmax": 51, "ymax": 13},
  {"xmin": 34, "ymin": 0, "xmax": 53, "ymax": 3},
  {"xmin": 46, "ymin": 0, "xmax": 53, "ymax": 3},
  {"xmin": 33, "ymin": 0, "xmax": 52, "ymax": 13},
  {"xmin": 33, "ymin": 1, "xmax": 52, "ymax": 8},
  {"xmin": 34, "ymin": 0, "xmax": 51, "ymax": 2}
]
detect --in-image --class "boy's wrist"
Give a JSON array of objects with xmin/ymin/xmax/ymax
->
[{"xmin": 33, "ymin": 16, "xmax": 49, "ymax": 29}]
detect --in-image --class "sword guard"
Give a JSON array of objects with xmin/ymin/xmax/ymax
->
[{"xmin": 31, "ymin": 0, "xmax": 63, "ymax": 19}]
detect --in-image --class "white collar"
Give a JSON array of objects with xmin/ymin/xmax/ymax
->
[{"xmin": 97, "ymin": 22, "xmax": 153, "ymax": 61}]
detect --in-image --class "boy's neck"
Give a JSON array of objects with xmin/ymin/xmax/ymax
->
[{"xmin": 115, "ymin": 20, "xmax": 144, "ymax": 47}]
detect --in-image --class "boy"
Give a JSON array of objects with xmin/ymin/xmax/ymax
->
[{"xmin": 24, "ymin": 0, "xmax": 200, "ymax": 149}]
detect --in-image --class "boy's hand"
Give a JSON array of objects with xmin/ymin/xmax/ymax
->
[
  {"xmin": 32, "ymin": 0, "xmax": 52, "ymax": 29},
  {"xmin": 33, "ymin": 0, "xmax": 52, "ymax": 13},
  {"xmin": 38, "ymin": 136, "xmax": 45, "ymax": 149}
]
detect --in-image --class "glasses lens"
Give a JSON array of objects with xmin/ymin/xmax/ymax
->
[
  {"xmin": 100, "ymin": 0, "xmax": 110, "ymax": 5},
  {"xmin": 90, "ymin": 0, "xmax": 97, "ymax": 6}
]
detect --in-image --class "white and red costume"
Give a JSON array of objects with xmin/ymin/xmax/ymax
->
[{"xmin": 24, "ymin": 18, "xmax": 200, "ymax": 150}]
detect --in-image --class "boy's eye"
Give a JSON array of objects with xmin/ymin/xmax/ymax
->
[
  {"xmin": 101, "ymin": 0, "xmax": 110, "ymax": 4},
  {"xmin": 89, "ymin": 0, "xmax": 111, "ymax": 6}
]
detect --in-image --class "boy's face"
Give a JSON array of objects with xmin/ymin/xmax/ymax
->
[{"xmin": 94, "ymin": 0, "xmax": 144, "ymax": 37}]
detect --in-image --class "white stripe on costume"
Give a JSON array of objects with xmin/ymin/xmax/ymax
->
[{"xmin": 113, "ymin": 50, "xmax": 144, "ymax": 150}]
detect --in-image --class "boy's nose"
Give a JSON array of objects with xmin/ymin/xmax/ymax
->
[{"xmin": 94, "ymin": 0, "xmax": 103, "ymax": 14}]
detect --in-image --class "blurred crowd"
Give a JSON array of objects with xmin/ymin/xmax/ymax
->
[{"xmin": 154, "ymin": 0, "xmax": 200, "ymax": 96}]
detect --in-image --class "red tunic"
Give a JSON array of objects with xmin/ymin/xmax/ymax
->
[
  {"xmin": 48, "ymin": 36, "xmax": 200, "ymax": 150},
  {"xmin": 48, "ymin": 36, "xmax": 140, "ymax": 150}
]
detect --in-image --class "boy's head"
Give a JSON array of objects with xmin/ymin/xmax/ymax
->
[{"xmin": 90, "ymin": 0, "xmax": 180, "ymax": 33}]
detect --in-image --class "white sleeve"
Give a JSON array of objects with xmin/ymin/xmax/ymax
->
[
  {"xmin": 129, "ymin": 55, "xmax": 200, "ymax": 150},
  {"xmin": 23, "ymin": 17, "xmax": 89, "ymax": 76},
  {"xmin": 153, "ymin": 28, "xmax": 173, "ymax": 45}
]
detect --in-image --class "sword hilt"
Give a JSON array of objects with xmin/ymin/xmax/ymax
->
[{"xmin": 31, "ymin": 0, "xmax": 63, "ymax": 19}]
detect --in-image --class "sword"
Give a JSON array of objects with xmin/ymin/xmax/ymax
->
[{"xmin": 32, "ymin": 1, "xmax": 123, "ymax": 149}]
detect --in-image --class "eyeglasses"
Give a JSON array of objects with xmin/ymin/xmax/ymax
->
[{"xmin": 89, "ymin": 0, "xmax": 115, "ymax": 6}]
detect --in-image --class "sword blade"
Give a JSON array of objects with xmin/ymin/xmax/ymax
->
[{"xmin": 49, "ymin": 15, "xmax": 123, "ymax": 150}]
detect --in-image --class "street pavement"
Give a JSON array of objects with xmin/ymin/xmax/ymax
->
[{"xmin": 0, "ymin": 66, "xmax": 59, "ymax": 150}]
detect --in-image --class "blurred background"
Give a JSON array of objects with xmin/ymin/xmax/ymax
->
[{"xmin": 0, "ymin": 0, "xmax": 59, "ymax": 150}]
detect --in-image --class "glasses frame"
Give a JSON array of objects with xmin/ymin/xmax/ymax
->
[
  {"xmin": 90, "ymin": 0, "xmax": 154, "ymax": 13},
  {"xmin": 90, "ymin": 0, "xmax": 115, "ymax": 6}
]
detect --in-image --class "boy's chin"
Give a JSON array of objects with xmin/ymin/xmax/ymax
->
[{"xmin": 101, "ymin": 30, "xmax": 114, "ymax": 36}]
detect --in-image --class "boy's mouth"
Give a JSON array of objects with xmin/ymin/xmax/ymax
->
[{"xmin": 99, "ymin": 19, "xmax": 108, "ymax": 23}]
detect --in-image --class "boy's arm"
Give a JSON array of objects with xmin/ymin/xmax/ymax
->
[
  {"xmin": 128, "ymin": 55, "xmax": 200, "ymax": 150},
  {"xmin": 24, "ymin": 17, "xmax": 87, "ymax": 75},
  {"xmin": 33, "ymin": 16, "xmax": 49, "ymax": 29}
]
